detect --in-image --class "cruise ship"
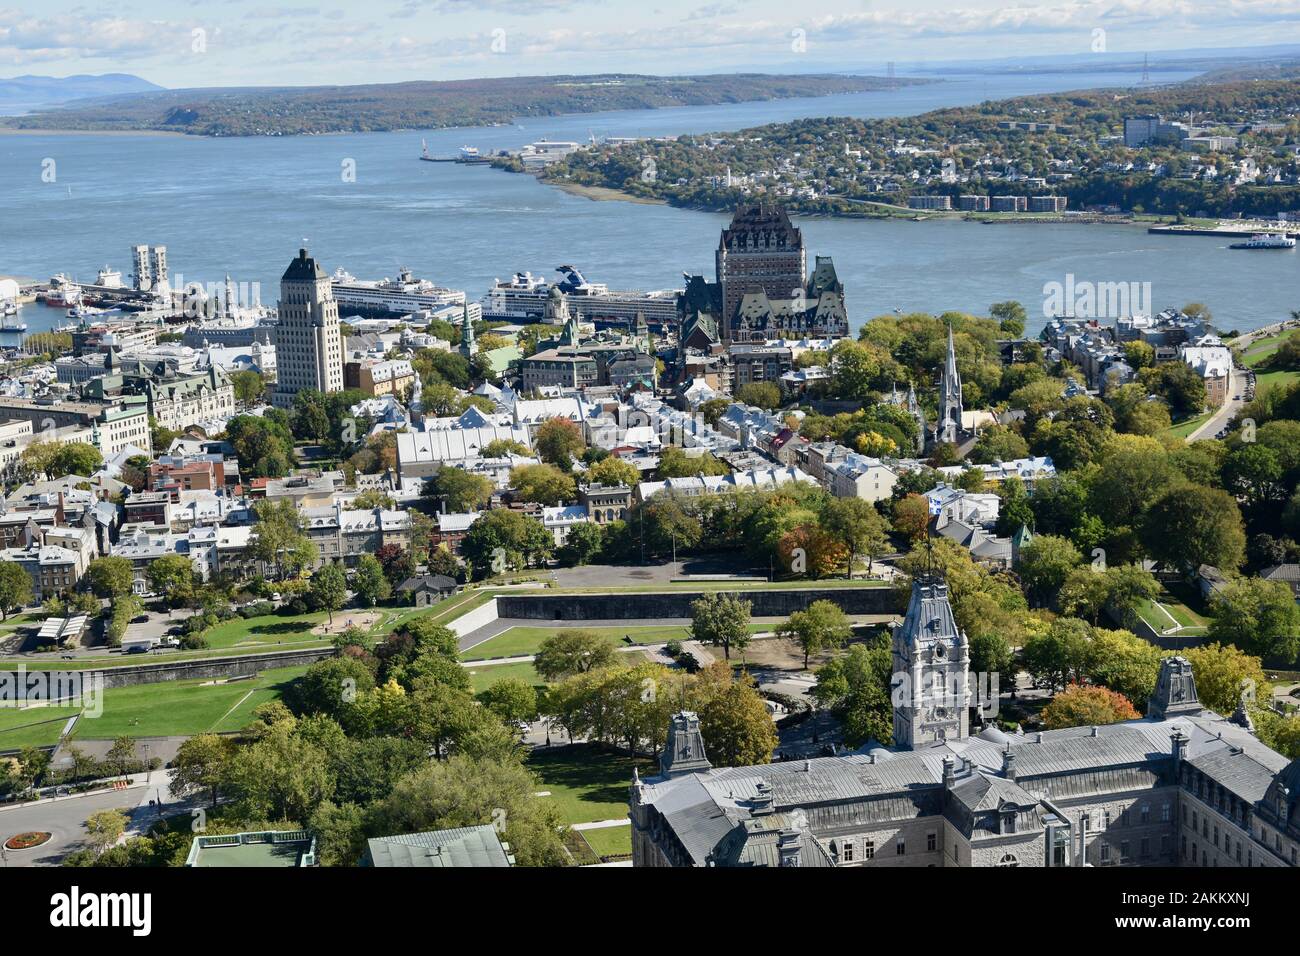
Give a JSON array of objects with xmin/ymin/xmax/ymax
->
[
  {"xmin": 1229, "ymin": 233, "xmax": 1297, "ymax": 250},
  {"xmin": 480, "ymin": 265, "xmax": 680, "ymax": 327},
  {"xmin": 330, "ymin": 267, "xmax": 466, "ymax": 315}
]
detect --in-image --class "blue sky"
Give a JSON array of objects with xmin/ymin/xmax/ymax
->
[{"xmin": 3, "ymin": 0, "xmax": 1300, "ymax": 87}]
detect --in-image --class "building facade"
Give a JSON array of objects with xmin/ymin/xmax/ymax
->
[{"xmin": 273, "ymin": 249, "xmax": 344, "ymax": 408}]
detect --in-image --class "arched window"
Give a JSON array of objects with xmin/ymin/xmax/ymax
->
[{"xmin": 997, "ymin": 853, "xmax": 1019, "ymax": 867}]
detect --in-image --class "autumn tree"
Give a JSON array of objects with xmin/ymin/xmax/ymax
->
[{"xmin": 1041, "ymin": 684, "xmax": 1140, "ymax": 729}]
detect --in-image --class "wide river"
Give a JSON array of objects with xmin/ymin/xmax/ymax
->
[{"xmin": 4, "ymin": 69, "xmax": 1296, "ymax": 338}]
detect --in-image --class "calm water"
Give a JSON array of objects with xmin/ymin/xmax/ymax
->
[{"xmin": 5, "ymin": 69, "xmax": 1296, "ymax": 338}]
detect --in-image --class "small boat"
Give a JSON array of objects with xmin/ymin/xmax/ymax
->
[
  {"xmin": 0, "ymin": 314, "xmax": 27, "ymax": 332},
  {"xmin": 1229, "ymin": 233, "xmax": 1296, "ymax": 250}
]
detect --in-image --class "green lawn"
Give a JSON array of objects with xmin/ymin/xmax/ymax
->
[
  {"xmin": 1254, "ymin": 370, "xmax": 1300, "ymax": 393},
  {"xmin": 578, "ymin": 824, "xmax": 632, "ymax": 859},
  {"xmin": 1135, "ymin": 589, "xmax": 1210, "ymax": 637},
  {"xmin": 0, "ymin": 706, "xmax": 79, "ymax": 749},
  {"xmin": 465, "ymin": 660, "xmax": 547, "ymax": 693},
  {"xmin": 71, "ymin": 665, "xmax": 308, "ymax": 739},
  {"xmin": 1167, "ymin": 411, "xmax": 1213, "ymax": 440},
  {"xmin": 202, "ymin": 611, "xmax": 328, "ymax": 650},
  {"xmin": 462, "ymin": 622, "xmax": 769, "ymax": 661},
  {"xmin": 526, "ymin": 744, "xmax": 654, "ymax": 826}
]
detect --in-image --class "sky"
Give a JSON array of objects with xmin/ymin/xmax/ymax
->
[{"xmin": 3, "ymin": 0, "xmax": 1300, "ymax": 88}]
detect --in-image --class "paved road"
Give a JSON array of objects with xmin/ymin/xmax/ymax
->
[
  {"xmin": 0, "ymin": 772, "xmax": 195, "ymax": 867},
  {"xmin": 1186, "ymin": 364, "xmax": 1244, "ymax": 442}
]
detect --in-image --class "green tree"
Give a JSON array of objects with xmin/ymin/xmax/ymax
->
[
  {"xmin": 1016, "ymin": 534, "xmax": 1083, "ymax": 605},
  {"xmin": 478, "ymin": 678, "xmax": 538, "ymax": 723},
  {"xmin": 84, "ymin": 556, "xmax": 136, "ymax": 599},
  {"xmin": 0, "ymin": 561, "xmax": 33, "ymax": 619},
  {"xmin": 351, "ymin": 553, "xmax": 391, "ymax": 607},
  {"xmin": 558, "ymin": 522, "xmax": 604, "ymax": 566},
  {"xmin": 698, "ymin": 673, "xmax": 778, "ymax": 766},
  {"xmin": 460, "ymin": 509, "xmax": 553, "ymax": 574},
  {"xmin": 292, "ymin": 657, "xmax": 377, "ymax": 721},
  {"xmin": 534, "ymin": 417, "xmax": 584, "ymax": 469},
  {"xmin": 1140, "ymin": 485, "xmax": 1246, "ymax": 572},
  {"xmin": 811, "ymin": 641, "xmax": 893, "ymax": 748},
  {"xmin": 425, "ymin": 465, "xmax": 493, "ymax": 512},
  {"xmin": 1181, "ymin": 643, "xmax": 1270, "ymax": 715},
  {"xmin": 510, "ymin": 463, "xmax": 577, "ymax": 506},
  {"xmin": 533, "ymin": 629, "xmax": 616, "ymax": 680},
  {"xmin": 145, "ymin": 553, "xmax": 197, "ymax": 610},
  {"xmin": 106, "ymin": 735, "xmax": 137, "ymax": 779},
  {"xmin": 777, "ymin": 599, "xmax": 852, "ymax": 668},
  {"xmin": 1208, "ymin": 578, "xmax": 1300, "ymax": 662},
  {"xmin": 85, "ymin": 808, "xmax": 129, "ymax": 857},
  {"xmin": 310, "ymin": 562, "xmax": 349, "ymax": 625},
  {"xmin": 736, "ymin": 381, "xmax": 782, "ymax": 410},
  {"xmin": 587, "ymin": 455, "xmax": 640, "ymax": 488},
  {"xmin": 822, "ymin": 497, "xmax": 890, "ymax": 576},
  {"xmin": 169, "ymin": 734, "xmax": 236, "ymax": 808},
  {"xmin": 1022, "ymin": 617, "xmax": 1092, "ymax": 691},
  {"xmin": 226, "ymin": 720, "xmax": 336, "ymax": 823},
  {"xmin": 230, "ymin": 369, "xmax": 266, "ymax": 406},
  {"xmin": 251, "ymin": 499, "xmax": 318, "ymax": 579},
  {"xmin": 690, "ymin": 592, "xmax": 752, "ymax": 662}
]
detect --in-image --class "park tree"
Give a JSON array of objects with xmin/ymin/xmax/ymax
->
[
  {"xmin": 85, "ymin": 556, "xmax": 136, "ymax": 599},
  {"xmin": 510, "ymin": 463, "xmax": 577, "ymax": 506},
  {"xmin": 372, "ymin": 754, "xmax": 568, "ymax": 867},
  {"xmin": 811, "ymin": 641, "xmax": 894, "ymax": 748},
  {"xmin": 1086, "ymin": 627, "xmax": 1163, "ymax": 707},
  {"xmin": 226, "ymin": 719, "xmax": 336, "ymax": 823},
  {"xmin": 1022, "ymin": 617, "xmax": 1092, "ymax": 691},
  {"xmin": 991, "ymin": 300, "xmax": 1027, "ymax": 337},
  {"xmin": 892, "ymin": 493, "xmax": 932, "ymax": 543},
  {"xmin": 698, "ymin": 673, "xmax": 778, "ymax": 766},
  {"xmin": 292, "ymin": 657, "xmax": 377, "ymax": 721},
  {"xmin": 352, "ymin": 553, "xmax": 391, "ymax": 608},
  {"xmin": 1041, "ymin": 684, "xmax": 1140, "ymax": 729},
  {"xmin": 690, "ymin": 592, "xmax": 753, "ymax": 662},
  {"xmin": 639, "ymin": 490, "xmax": 703, "ymax": 559},
  {"xmin": 970, "ymin": 425, "xmax": 1029, "ymax": 465},
  {"xmin": 822, "ymin": 497, "xmax": 890, "ymax": 576},
  {"xmin": 230, "ymin": 369, "xmax": 266, "ymax": 406},
  {"xmin": 777, "ymin": 599, "xmax": 853, "ymax": 668},
  {"xmin": 656, "ymin": 445, "xmax": 729, "ymax": 478},
  {"xmin": 478, "ymin": 678, "xmax": 539, "ymax": 724},
  {"xmin": 1181, "ymin": 643, "xmax": 1270, "ymax": 715},
  {"xmin": 225, "ymin": 413, "xmax": 296, "ymax": 478},
  {"xmin": 0, "ymin": 561, "xmax": 33, "ymax": 619},
  {"xmin": 534, "ymin": 629, "xmax": 616, "ymax": 680},
  {"xmin": 169, "ymin": 734, "xmax": 236, "ymax": 808},
  {"xmin": 460, "ymin": 509, "xmax": 553, "ymax": 574},
  {"xmin": 1140, "ymin": 485, "xmax": 1246, "ymax": 572},
  {"xmin": 310, "ymin": 562, "xmax": 349, "ymax": 625},
  {"xmin": 106, "ymin": 735, "xmax": 137, "ymax": 779},
  {"xmin": 534, "ymin": 417, "xmax": 584, "ymax": 469},
  {"xmin": 146, "ymin": 553, "xmax": 198, "ymax": 610},
  {"xmin": 777, "ymin": 524, "xmax": 848, "ymax": 579},
  {"xmin": 558, "ymin": 522, "xmax": 603, "ymax": 566},
  {"xmin": 85, "ymin": 809, "xmax": 129, "ymax": 857},
  {"xmin": 1208, "ymin": 578, "xmax": 1300, "ymax": 662}
]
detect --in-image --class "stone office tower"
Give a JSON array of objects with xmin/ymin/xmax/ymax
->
[
  {"xmin": 273, "ymin": 248, "xmax": 344, "ymax": 408},
  {"xmin": 892, "ymin": 573, "xmax": 970, "ymax": 749},
  {"xmin": 716, "ymin": 203, "xmax": 806, "ymax": 344}
]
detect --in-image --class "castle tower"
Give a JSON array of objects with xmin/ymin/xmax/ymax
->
[
  {"xmin": 937, "ymin": 321, "xmax": 963, "ymax": 446},
  {"xmin": 715, "ymin": 203, "xmax": 806, "ymax": 345},
  {"xmin": 1147, "ymin": 656, "xmax": 1203, "ymax": 721},
  {"xmin": 892, "ymin": 574, "xmax": 970, "ymax": 750},
  {"xmin": 660, "ymin": 711, "xmax": 712, "ymax": 778},
  {"xmin": 272, "ymin": 248, "xmax": 343, "ymax": 408}
]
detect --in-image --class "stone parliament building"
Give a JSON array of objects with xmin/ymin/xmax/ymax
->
[{"xmin": 629, "ymin": 575, "xmax": 1300, "ymax": 868}]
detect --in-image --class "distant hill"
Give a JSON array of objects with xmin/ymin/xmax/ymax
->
[
  {"xmin": 0, "ymin": 72, "xmax": 927, "ymax": 136},
  {"xmin": 0, "ymin": 73, "xmax": 163, "ymax": 115}
]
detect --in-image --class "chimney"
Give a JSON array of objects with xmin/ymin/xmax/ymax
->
[
  {"xmin": 55, "ymin": 491, "xmax": 65, "ymax": 525},
  {"xmin": 942, "ymin": 755, "xmax": 955, "ymax": 789},
  {"xmin": 1002, "ymin": 745, "xmax": 1017, "ymax": 780},
  {"xmin": 776, "ymin": 829, "xmax": 802, "ymax": 867},
  {"xmin": 1171, "ymin": 728, "xmax": 1188, "ymax": 763},
  {"xmin": 1090, "ymin": 726, "xmax": 1100, "ymax": 737}
]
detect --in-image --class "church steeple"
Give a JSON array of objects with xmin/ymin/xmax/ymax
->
[
  {"xmin": 937, "ymin": 321, "xmax": 963, "ymax": 446},
  {"xmin": 459, "ymin": 304, "xmax": 475, "ymax": 360},
  {"xmin": 891, "ymin": 572, "xmax": 970, "ymax": 750}
]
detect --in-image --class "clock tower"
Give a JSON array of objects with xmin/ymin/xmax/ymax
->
[{"xmin": 892, "ymin": 574, "xmax": 970, "ymax": 750}]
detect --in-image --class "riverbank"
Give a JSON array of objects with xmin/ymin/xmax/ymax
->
[{"xmin": 550, "ymin": 181, "xmax": 666, "ymax": 205}]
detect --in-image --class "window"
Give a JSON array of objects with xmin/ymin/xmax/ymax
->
[
  {"xmin": 896, "ymin": 839, "xmax": 905, "ymax": 856},
  {"xmin": 1162, "ymin": 803, "xmax": 1172, "ymax": 823},
  {"xmin": 842, "ymin": 842, "xmax": 854, "ymax": 863},
  {"xmin": 927, "ymin": 832, "xmax": 937, "ymax": 853},
  {"xmin": 1100, "ymin": 843, "xmax": 1111, "ymax": 863},
  {"xmin": 1120, "ymin": 840, "xmax": 1130, "ymax": 862},
  {"xmin": 1140, "ymin": 838, "xmax": 1150, "ymax": 858},
  {"xmin": 863, "ymin": 841, "xmax": 874, "ymax": 860},
  {"xmin": 997, "ymin": 853, "xmax": 1019, "ymax": 867}
]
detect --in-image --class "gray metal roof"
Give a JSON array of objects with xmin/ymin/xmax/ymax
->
[{"xmin": 365, "ymin": 825, "xmax": 512, "ymax": 868}]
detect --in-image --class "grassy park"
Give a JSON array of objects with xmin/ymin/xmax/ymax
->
[
  {"xmin": 526, "ymin": 743, "xmax": 654, "ymax": 826},
  {"xmin": 461, "ymin": 622, "xmax": 771, "ymax": 661}
]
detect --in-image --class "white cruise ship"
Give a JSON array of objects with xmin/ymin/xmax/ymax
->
[
  {"xmin": 481, "ymin": 265, "xmax": 680, "ymax": 327},
  {"xmin": 330, "ymin": 267, "xmax": 466, "ymax": 314}
]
